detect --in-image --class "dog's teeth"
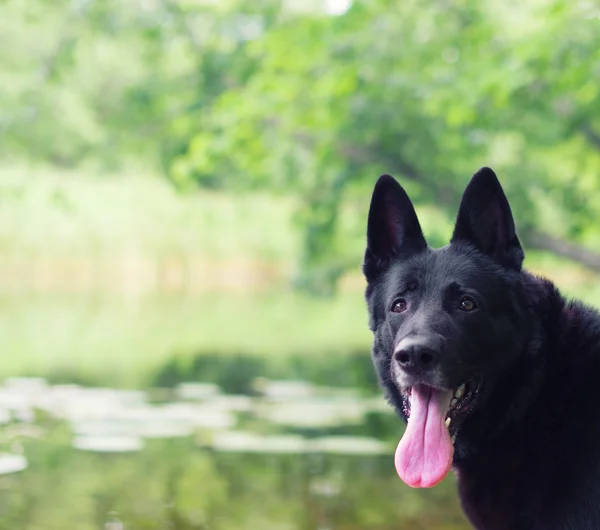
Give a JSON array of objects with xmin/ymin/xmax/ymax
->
[
  {"xmin": 450, "ymin": 397, "xmax": 458, "ymax": 408},
  {"xmin": 455, "ymin": 384, "xmax": 465, "ymax": 399},
  {"xmin": 445, "ymin": 417, "xmax": 452, "ymax": 428}
]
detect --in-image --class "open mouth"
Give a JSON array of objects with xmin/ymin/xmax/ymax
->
[
  {"xmin": 394, "ymin": 377, "xmax": 482, "ymax": 489},
  {"xmin": 402, "ymin": 378, "xmax": 482, "ymax": 434}
]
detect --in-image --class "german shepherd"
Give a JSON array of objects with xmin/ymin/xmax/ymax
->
[{"xmin": 363, "ymin": 167, "xmax": 600, "ymax": 529}]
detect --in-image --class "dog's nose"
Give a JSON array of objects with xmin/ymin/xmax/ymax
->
[{"xmin": 394, "ymin": 341, "xmax": 439, "ymax": 372}]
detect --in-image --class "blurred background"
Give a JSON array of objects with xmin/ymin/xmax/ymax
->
[{"xmin": 0, "ymin": 0, "xmax": 599, "ymax": 528}]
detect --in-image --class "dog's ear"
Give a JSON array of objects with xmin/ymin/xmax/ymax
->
[
  {"xmin": 363, "ymin": 174, "xmax": 427, "ymax": 282},
  {"xmin": 451, "ymin": 167, "xmax": 524, "ymax": 270}
]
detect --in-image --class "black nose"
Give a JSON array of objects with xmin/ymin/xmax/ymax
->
[{"xmin": 394, "ymin": 342, "xmax": 439, "ymax": 372}]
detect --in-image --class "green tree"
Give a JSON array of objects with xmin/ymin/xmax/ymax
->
[
  {"xmin": 176, "ymin": 0, "xmax": 600, "ymax": 293},
  {"xmin": 3, "ymin": 0, "xmax": 600, "ymax": 294}
]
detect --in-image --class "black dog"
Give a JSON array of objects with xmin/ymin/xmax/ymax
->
[{"xmin": 363, "ymin": 167, "xmax": 600, "ymax": 529}]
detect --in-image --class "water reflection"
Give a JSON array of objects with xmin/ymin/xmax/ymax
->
[{"xmin": 0, "ymin": 376, "xmax": 470, "ymax": 529}]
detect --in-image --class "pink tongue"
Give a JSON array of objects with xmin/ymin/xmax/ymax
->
[{"xmin": 395, "ymin": 385, "xmax": 454, "ymax": 488}]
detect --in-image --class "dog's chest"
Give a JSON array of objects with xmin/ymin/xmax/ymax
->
[
  {"xmin": 455, "ymin": 437, "xmax": 600, "ymax": 530},
  {"xmin": 455, "ymin": 440, "xmax": 551, "ymax": 530}
]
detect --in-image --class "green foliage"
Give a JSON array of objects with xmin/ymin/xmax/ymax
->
[
  {"xmin": 3, "ymin": 0, "xmax": 600, "ymax": 292},
  {"xmin": 174, "ymin": 0, "xmax": 600, "ymax": 291},
  {"xmin": 0, "ymin": 0, "xmax": 280, "ymax": 170}
]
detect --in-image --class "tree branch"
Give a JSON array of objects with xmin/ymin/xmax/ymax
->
[
  {"xmin": 526, "ymin": 230, "xmax": 600, "ymax": 271},
  {"xmin": 580, "ymin": 125, "xmax": 600, "ymax": 150},
  {"xmin": 264, "ymin": 119, "xmax": 600, "ymax": 272}
]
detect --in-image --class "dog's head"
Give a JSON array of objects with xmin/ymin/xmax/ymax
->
[{"xmin": 363, "ymin": 167, "xmax": 534, "ymax": 487}]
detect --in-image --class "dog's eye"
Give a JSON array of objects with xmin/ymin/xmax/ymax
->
[
  {"xmin": 391, "ymin": 299, "xmax": 407, "ymax": 313},
  {"xmin": 459, "ymin": 296, "xmax": 477, "ymax": 312}
]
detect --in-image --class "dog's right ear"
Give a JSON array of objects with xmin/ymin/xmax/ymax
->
[{"xmin": 363, "ymin": 174, "xmax": 427, "ymax": 282}]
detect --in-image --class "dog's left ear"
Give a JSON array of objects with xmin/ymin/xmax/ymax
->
[{"xmin": 451, "ymin": 167, "xmax": 524, "ymax": 270}]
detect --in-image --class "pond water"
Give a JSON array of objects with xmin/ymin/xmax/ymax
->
[
  {"xmin": 0, "ymin": 376, "xmax": 469, "ymax": 530},
  {"xmin": 0, "ymin": 292, "xmax": 471, "ymax": 529}
]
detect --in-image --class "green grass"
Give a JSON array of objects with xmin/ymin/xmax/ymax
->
[{"xmin": 0, "ymin": 165, "xmax": 299, "ymax": 263}]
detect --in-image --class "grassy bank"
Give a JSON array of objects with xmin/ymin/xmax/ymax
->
[
  {"xmin": 0, "ymin": 165, "xmax": 299, "ymax": 293},
  {"xmin": 0, "ymin": 290, "xmax": 373, "ymax": 387}
]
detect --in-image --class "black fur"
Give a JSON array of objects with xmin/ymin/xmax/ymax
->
[{"xmin": 363, "ymin": 167, "xmax": 600, "ymax": 529}]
